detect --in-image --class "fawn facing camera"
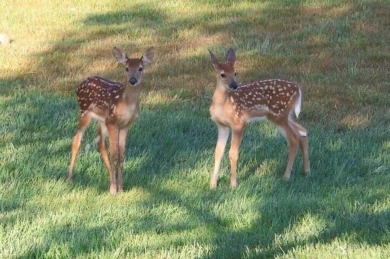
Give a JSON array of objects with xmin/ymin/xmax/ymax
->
[{"xmin": 68, "ymin": 47, "xmax": 154, "ymax": 194}]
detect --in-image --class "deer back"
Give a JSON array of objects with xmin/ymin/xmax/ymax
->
[
  {"xmin": 229, "ymin": 79, "xmax": 301, "ymax": 119},
  {"xmin": 77, "ymin": 76, "xmax": 125, "ymax": 118}
]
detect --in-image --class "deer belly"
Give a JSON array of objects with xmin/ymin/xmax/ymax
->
[
  {"xmin": 247, "ymin": 116, "xmax": 266, "ymax": 123},
  {"xmin": 89, "ymin": 111, "xmax": 107, "ymax": 122},
  {"xmin": 244, "ymin": 107, "xmax": 269, "ymax": 124}
]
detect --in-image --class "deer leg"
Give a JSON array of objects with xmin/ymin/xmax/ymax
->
[
  {"xmin": 276, "ymin": 119, "xmax": 299, "ymax": 180},
  {"xmin": 282, "ymin": 123, "xmax": 299, "ymax": 180},
  {"xmin": 107, "ymin": 124, "xmax": 119, "ymax": 194},
  {"xmin": 291, "ymin": 121, "xmax": 310, "ymax": 176},
  {"xmin": 68, "ymin": 115, "xmax": 92, "ymax": 183},
  {"xmin": 211, "ymin": 125, "xmax": 230, "ymax": 189},
  {"xmin": 299, "ymin": 136, "xmax": 310, "ymax": 176},
  {"xmin": 229, "ymin": 127, "xmax": 244, "ymax": 188},
  {"xmin": 117, "ymin": 128, "xmax": 128, "ymax": 192},
  {"xmin": 97, "ymin": 122, "xmax": 113, "ymax": 179}
]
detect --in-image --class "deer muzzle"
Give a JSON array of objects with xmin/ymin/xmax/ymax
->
[
  {"xmin": 229, "ymin": 81, "xmax": 238, "ymax": 90},
  {"xmin": 129, "ymin": 77, "xmax": 138, "ymax": 86}
]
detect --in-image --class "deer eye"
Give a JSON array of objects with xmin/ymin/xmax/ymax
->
[
  {"xmin": 125, "ymin": 67, "xmax": 129, "ymax": 72},
  {"xmin": 220, "ymin": 73, "xmax": 226, "ymax": 78},
  {"xmin": 234, "ymin": 72, "xmax": 237, "ymax": 76},
  {"xmin": 138, "ymin": 67, "xmax": 143, "ymax": 72}
]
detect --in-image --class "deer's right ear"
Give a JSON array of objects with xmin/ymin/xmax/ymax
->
[
  {"xmin": 112, "ymin": 47, "xmax": 127, "ymax": 65},
  {"xmin": 226, "ymin": 48, "xmax": 236, "ymax": 66}
]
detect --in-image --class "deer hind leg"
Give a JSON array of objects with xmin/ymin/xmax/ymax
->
[
  {"xmin": 68, "ymin": 114, "xmax": 92, "ymax": 183},
  {"xmin": 117, "ymin": 128, "xmax": 128, "ymax": 193},
  {"xmin": 84, "ymin": 124, "xmax": 104, "ymax": 153},
  {"xmin": 211, "ymin": 125, "xmax": 230, "ymax": 189},
  {"xmin": 229, "ymin": 127, "xmax": 244, "ymax": 188},
  {"xmin": 97, "ymin": 122, "xmax": 113, "ymax": 180},
  {"xmin": 276, "ymin": 120, "xmax": 299, "ymax": 180},
  {"xmin": 291, "ymin": 121, "xmax": 310, "ymax": 176},
  {"xmin": 107, "ymin": 124, "xmax": 119, "ymax": 194}
]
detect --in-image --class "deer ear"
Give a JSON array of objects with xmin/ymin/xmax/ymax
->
[
  {"xmin": 112, "ymin": 47, "xmax": 127, "ymax": 65},
  {"xmin": 226, "ymin": 48, "xmax": 236, "ymax": 65},
  {"xmin": 141, "ymin": 47, "xmax": 154, "ymax": 65},
  {"xmin": 209, "ymin": 49, "xmax": 219, "ymax": 68}
]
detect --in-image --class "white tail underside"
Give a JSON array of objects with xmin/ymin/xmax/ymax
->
[{"xmin": 294, "ymin": 88, "xmax": 302, "ymax": 118}]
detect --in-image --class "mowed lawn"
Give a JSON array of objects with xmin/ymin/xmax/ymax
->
[{"xmin": 1, "ymin": 0, "xmax": 389, "ymax": 258}]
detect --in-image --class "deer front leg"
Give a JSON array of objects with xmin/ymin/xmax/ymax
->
[
  {"xmin": 107, "ymin": 124, "xmax": 119, "ymax": 194},
  {"xmin": 211, "ymin": 125, "xmax": 230, "ymax": 189},
  {"xmin": 117, "ymin": 128, "xmax": 129, "ymax": 193},
  {"xmin": 229, "ymin": 127, "xmax": 244, "ymax": 188}
]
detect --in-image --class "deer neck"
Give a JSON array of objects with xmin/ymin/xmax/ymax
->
[
  {"xmin": 123, "ymin": 84, "xmax": 141, "ymax": 105},
  {"xmin": 212, "ymin": 82, "xmax": 230, "ymax": 105}
]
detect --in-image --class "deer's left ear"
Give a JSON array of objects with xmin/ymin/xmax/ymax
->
[
  {"xmin": 226, "ymin": 48, "xmax": 236, "ymax": 66},
  {"xmin": 141, "ymin": 47, "xmax": 154, "ymax": 65}
]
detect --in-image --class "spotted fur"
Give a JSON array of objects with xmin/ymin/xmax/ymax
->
[
  {"xmin": 229, "ymin": 79, "xmax": 300, "ymax": 117},
  {"xmin": 208, "ymin": 48, "xmax": 310, "ymax": 188},
  {"xmin": 68, "ymin": 47, "xmax": 154, "ymax": 194},
  {"xmin": 76, "ymin": 76, "xmax": 125, "ymax": 118}
]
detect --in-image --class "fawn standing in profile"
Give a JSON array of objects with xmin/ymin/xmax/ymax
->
[
  {"xmin": 208, "ymin": 48, "xmax": 310, "ymax": 189},
  {"xmin": 67, "ymin": 47, "xmax": 154, "ymax": 194}
]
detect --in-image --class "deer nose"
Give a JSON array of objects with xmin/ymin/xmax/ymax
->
[
  {"xmin": 229, "ymin": 81, "xmax": 238, "ymax": 90},
  {"xmin": 129, "ymin": 77, "xmax": 138, "ymax": 85}
]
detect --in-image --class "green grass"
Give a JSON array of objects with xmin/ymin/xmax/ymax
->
[{"xmin": 1, "ymin": 0, "xmax": 390, "ymax": 258}]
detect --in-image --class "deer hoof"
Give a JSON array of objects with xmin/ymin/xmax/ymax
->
[
  {"xmin": 66, "ymin": 177, "xmax": 73, "ymax": 184},
  {"xmin": 109, "ymin": 185, "xmax": 117, "ymax": 194}
]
